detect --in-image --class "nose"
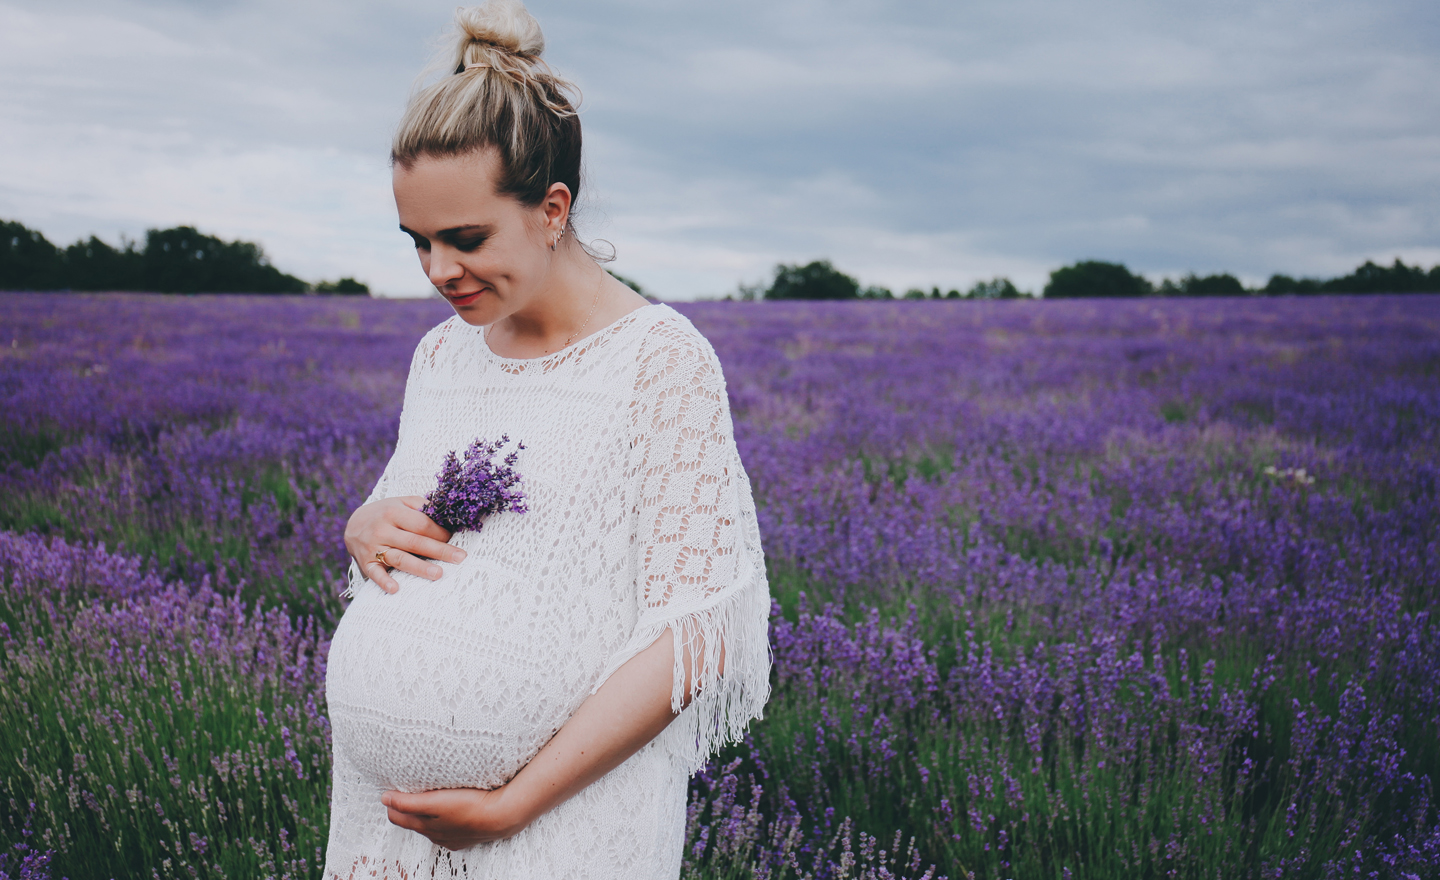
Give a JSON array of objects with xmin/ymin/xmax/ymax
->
[{"xmin": 426, "ymin": 245, "xmax": 465, "ymax": 290}]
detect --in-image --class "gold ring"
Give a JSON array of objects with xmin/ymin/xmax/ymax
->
[{"xmin": 375, "ymin": 548, "xmax": 392, "ymax": 568}]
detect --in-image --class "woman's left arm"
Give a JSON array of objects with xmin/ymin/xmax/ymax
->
[{"xmin": 379, "ymin": 627, "xmax": 694, "ymax": 848}]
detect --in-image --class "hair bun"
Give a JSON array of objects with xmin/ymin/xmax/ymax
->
[{"xmin": 455, "ymin": 0, "xmax": 545, "ymax": 61}]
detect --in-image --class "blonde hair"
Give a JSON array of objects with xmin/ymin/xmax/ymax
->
[{"xmin": 393, "ymin": 0, "xmax": 582, "ymax": 216}]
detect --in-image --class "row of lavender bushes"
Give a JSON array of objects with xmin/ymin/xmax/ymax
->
[{"xmin": 2, "ymin": 293, "xmax": 1438, "ymax": 878}]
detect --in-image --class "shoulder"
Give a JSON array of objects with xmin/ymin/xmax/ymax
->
[{"xmin": 630, "ymin": 305, "xmax": 724, "ymax": 383}]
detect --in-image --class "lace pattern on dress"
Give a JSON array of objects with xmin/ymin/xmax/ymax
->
[
  {"xmin": 593, "ymin": 319, "xmax": 771, "ymax": 772},
  {"xmin": 324, "ymin": 306, "xmax": 769, "ymax": 879}
]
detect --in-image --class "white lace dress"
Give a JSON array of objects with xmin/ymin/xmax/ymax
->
[{"xmin": 323, "ymin": 304, "xmax": 771, "ymax": 879}]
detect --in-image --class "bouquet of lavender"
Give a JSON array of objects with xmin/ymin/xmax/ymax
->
[{"xmin": 421, "ymin": 436, "xmax": 528, "ymax": 533}]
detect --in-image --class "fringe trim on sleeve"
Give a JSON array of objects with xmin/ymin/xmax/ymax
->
[
  {"xmin": 339, "ymin": 559, "xmax": 364, "ymax": 600},
  {"xmin": 592, "ymin": 560, "xmax": 773, "ymax": 775}
]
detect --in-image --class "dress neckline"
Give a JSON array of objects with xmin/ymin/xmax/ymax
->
[{"xmin": 475, "ymin": 303, "xmax": 668, "ymax": 369}]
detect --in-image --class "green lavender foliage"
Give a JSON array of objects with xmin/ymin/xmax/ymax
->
[{"xmin": 0, "ymin": 537, "xmax": 331, "ymax": 879}]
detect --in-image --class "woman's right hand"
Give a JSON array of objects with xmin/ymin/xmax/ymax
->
[{"xmin": 344, "ymin": 496, "xmax": 467, "ymax": 594}]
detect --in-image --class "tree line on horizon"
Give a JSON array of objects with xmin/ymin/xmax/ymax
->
[
  {"xmin": 740, "ymin": 257, "xmax": 1440, "ymax": 301},
  {"xmin": 1, "ymin": 220, "xmax": 369, "ymax": 295},
  {"xmin": 9, "ymin": 215, "xmax": 1436, "ymax": 302},
  {"xmin": 1043, "ymin": 258, "xmax": 1440, "ymax": 298}
]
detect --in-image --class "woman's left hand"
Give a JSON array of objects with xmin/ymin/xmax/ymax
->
[{"xmin": 381, "ymin": 786, "xmax": 531, "ymax": 849}]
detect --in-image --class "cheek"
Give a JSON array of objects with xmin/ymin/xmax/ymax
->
[{"xmin": 468, "ymin": 247, "xmax": 537, "ymax": 287}]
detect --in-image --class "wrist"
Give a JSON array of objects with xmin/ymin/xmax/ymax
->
[{"xmin": 493, "ymin": 776, "xmax": 546, "ymax": 836}]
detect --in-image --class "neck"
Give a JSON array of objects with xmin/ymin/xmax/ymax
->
[{"xmin": 494, "ymin": 249, "xmax": 605, "ymax": 355}]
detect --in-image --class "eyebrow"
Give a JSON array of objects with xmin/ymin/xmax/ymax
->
[{"xmin": 398, "ymin": 223, "xmax": 495, "ymax": 239}]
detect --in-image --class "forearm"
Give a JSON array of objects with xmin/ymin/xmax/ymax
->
[
  {"xmin": 500, "ymin": 629, "xmax": 685, "ymax": 824},
  {"xmin": 380, "ymin": 626, "xmax": 723, "ymax": 845}
]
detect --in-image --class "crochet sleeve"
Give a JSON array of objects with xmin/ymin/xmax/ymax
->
[
  {"xmin": 340, "ymin": 322, "xmax": 444, "ymax": 599},
  {"xmin": 593, "ymin": 322, "xmax": 772, "ymax": 771}
]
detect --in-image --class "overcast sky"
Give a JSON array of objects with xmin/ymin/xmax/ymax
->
[{"xmin": 2, "ymin": 0, "xmax": 1437, "ymax": 298}]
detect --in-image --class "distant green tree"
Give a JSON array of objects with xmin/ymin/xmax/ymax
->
[
  {"xmin": 1324, "ymin": 259, "xmax": 1437, "ymax": 293},
  {"xmin": 64, "ymin": 236, "xmax": 144, "ymax": 291},
  {"xmin": 765, "ymin": 260, "xmax": 860, "ymax": 300},
  {"xmin": 902, "ymin": 288, "xmax": 928, "ymax": 300},
  {"xmin": 143, "ymin": 226, "xmax": 306, "ymax": 294},
  {"xmin": 2, "ymin": 218, "xmax": 357, "ymax": 294},
  {"xmin": 313, "ymin": 278, "xmax": 370, "ymax": 295},
  {"xmin": 1043, "ymin": 261, "xmax": 1152, "ymax": 298},
  {"xmin": 1263, "ymin": 274, "xmax": 1323, "ymax": 295},
  {"xmin": 1, "ymin": 221, "xmax": 64, "ymax": 290},
  {"xmin": 1263, "ymin": 259, "xmax": 1440, "ymax": 295},
  {"xmin": 1177, "ymin": 273, "xmax": 1248, "ymax": 297},
  {"xmin": 606, "ymin": 271, "xmax": 645, "ymax": 297},
  {"xmin": 733, "ymin": 282, "xmax": 763, "ymax": 301},
  {"xmin": 859, "ymin": 285, "xmax": 894, "ymax": 300},
  {"xmin": 966, "ymin": 278, "xmax": 1024, "ymax": 299}
]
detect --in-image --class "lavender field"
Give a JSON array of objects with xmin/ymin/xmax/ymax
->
[{"xmin": 2, "ymin": 292, "xmax": 1438, "ymax": 880}]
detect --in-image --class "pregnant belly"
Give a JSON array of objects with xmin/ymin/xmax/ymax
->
[{"xmin": 326, "ymin": 565, "xmax": 592, "ymax": 792}]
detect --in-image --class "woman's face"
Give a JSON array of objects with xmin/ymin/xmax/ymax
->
[{"xmin": 392, "ymin": 149, "xmax": 566, "ymax": 326}]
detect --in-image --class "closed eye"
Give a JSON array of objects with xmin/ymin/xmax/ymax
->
[
  {"xmin": 399, "ymin": 222, "xmax": 494, "ymax": 252},
  {"xmin": 399, "ymin": 225, "xmax": 430, "ymax": 251},
  {"xmin": 440, "ymin": 227, "xmax": 493, "ymax": 252},
  {"xmin": 438, "ymin": 224, "xmax": 496, "ymax": 253}
]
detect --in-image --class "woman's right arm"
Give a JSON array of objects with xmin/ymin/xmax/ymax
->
[
  {"xmin": 345, "ymin": 323, "xmax": 467, "ymax": 594},
  {"xmin": 344, "ymin": 496, "xmax": 468, "ymax": 594}
]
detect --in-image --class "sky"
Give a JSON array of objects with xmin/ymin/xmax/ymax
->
[{"xmin": 1, "ymin": 0, "xmax": 1437, "ymax": 299}]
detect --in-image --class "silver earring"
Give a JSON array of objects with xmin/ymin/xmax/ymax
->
[{"xmin": 551, "ymin": 228, "xmax": 564, "ymax": 251}]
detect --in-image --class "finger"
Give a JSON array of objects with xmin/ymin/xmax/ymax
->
[
  {"xmin": 380, "ymin": 547, "xmax": 444, "ymax": 581},
  {"xmin": 363, "ymin": 560, "xmax": 400, "ymax": 594},
  {"xmin": 383, "ymin": 790, "xmax": 442, "ymax": 818},
  {"xmin": 393, "ymin": 502, "xmax": 455, "ymax": 544},
  {"xmin": 386, "ymin": 805, "xmax": 428, "ymax": 832},
  {"xmin": 388, "ymin": 528, "xmax": 466, "ymax": 566}
]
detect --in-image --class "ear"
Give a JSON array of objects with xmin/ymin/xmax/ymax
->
[{"xmin": 540, "ymin": 182, "xmax": 573, "ymax": 235}]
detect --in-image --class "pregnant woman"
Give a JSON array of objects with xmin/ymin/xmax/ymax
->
[{"xmin": 323, "ymin": 2, "xmax": 771, "ymax": 877}]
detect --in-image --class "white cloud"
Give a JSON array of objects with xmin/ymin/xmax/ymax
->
[
  {"xmin": 0, "ymin": 116, "xmax": 427, "ymax": 294},
  {"xmin": 1, "ymin": 0, "xmax": 1437, "ymax": 300}
]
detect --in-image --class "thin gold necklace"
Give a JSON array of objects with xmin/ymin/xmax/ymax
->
[
  {"xmin": 485, "ymin": 271, "xmax": 604, "ymax": 354},
  {"xmin": 562, "ymin": 272, "xmax": 605, "ymax": 349}
]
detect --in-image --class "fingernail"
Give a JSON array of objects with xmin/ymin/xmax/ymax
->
[
  {"xmin": 452, "ymin": 549, "xmax": 467, "ymax": 562},
  {"xmin": 428, "ymin": 566, "xmax": 442, "ymax": 579}
]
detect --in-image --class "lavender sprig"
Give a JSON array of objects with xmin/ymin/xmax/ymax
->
[{"xmin": 421, "ymin": 435, "xmax": 528, "ymax": 533}]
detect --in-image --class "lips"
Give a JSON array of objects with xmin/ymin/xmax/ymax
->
[{"xmin": 445, "ymin": 290, "xmax": 483, "ymax": 307}]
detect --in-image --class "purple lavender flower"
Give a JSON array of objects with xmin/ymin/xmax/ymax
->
[
  {"xmin": 0, "ymin": 841, "xmax": 54, "ymax": 880},
  {"xmin": 421, "ymin": 436, "xmax": 528, "ymax": 533},
  {"xmin": 5, "ymin": 292, "xmax": 1440, "ymax": 878}
]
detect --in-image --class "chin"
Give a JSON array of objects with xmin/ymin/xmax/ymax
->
[
  {"xmin": 441, "ymin": 293, "xmax": 499, "ymax": 326},
  {"xmin": 450, "ymin": 308, "xmax": 492, "ymax": 327}
]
